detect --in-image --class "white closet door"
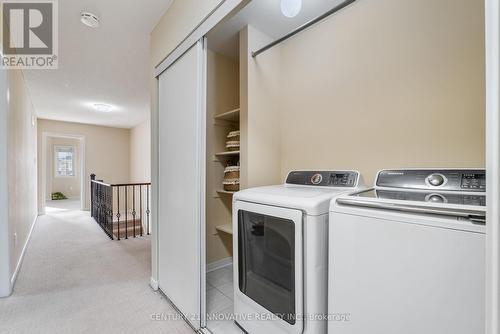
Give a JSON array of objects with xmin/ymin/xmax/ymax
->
[{"xmin": 158, "ymin": 40, "xmax": 206, "ymax": 330}]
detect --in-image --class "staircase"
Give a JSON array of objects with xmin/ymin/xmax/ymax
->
[
  {"xmin": 112, "ymin": 217, "xmax": 144, "ymax": 239},
  {"xmin": 90, "ymin": 174, "xmax": 151, "ymax": 240}
]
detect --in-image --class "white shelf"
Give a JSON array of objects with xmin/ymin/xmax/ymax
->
[
  {"xmin": 215, "ymin": 223, "xmax": 233, "ymax": 235},
  {"xmin": 216, "ymin": 189, "xmax": 237, "ymax": 195},
  {"xmin": 214, "ymin": 108, "xmax": 240, "ymax": 122},
  {"xmin": 215, "ymin": 150, "xmax": 240, "ymax": 157}
]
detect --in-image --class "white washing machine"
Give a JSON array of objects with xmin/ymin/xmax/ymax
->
[
  {"xmin": 232, "ymin": 170, "xmax": 364, "ymax": 334},
  {"xmin": 328, "ymin": 169, "xmax": 486, "ymax": 334}
]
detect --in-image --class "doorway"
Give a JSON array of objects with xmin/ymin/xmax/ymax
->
[
  {"xmin": 40, "ymin": 132, "xmax": 86, "ymax": 215},
  {"xmin": 204, "ymin": 25, "xmax": 240, "ymax": 334}
]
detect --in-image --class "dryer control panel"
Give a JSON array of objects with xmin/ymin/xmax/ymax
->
[
  {"xmin": 286, "ymin": 170, "xmax": 359, "ymax": 187},
  {"xmin": 376, "ymin": 169, "xmax": 486, "ymax": 192}
]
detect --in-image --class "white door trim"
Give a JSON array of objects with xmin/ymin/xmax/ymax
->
[
  {"xmin": 486, "ymin": 0, "xmax": 500, "ymax": 333},
  {"xmin": 40, "ymin": 132, "xmax": 86, "ymax": 214},
  {"xmin": 0, "ymin": 63, "xmax": 10, "ymax": 297},
  {"xmin": 199, "ymin": 36, "xmax": 208, "ymax": 329}
]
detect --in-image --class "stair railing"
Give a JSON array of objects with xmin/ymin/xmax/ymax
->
[{"xmin": 90, "ymin": 174, "xmax": 151, "ymax": 240}]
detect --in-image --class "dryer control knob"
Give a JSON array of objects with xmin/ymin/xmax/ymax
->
[
  {"xmin": 427, "ymin": 194, "xmax": 445, "ymax": 203},
  {"xmin": 427, "ymin": 174, "xmax": 445, "ymax": 187}
]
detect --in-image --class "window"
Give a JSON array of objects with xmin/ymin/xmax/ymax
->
[{"xmin": 54, "ymin": 146, "xmax": 75, "ymax": 177}]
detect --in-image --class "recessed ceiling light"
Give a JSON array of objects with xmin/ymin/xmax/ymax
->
[
  {"xmin": 93, "ymin": 103, "xmax": 113, "ymax": 112},
  {"xmin": 281, "ymin": 0, "xmax": 302, "ymax": 18},
  {"xmin": 81, "ymin": 11, "xmax": 99, "ymax": 28}
]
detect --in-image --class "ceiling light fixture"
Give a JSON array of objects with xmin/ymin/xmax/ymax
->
[
  {"xmin": 281, "ymin": 0, "xmax": 302, "ymax": 18},
  {"xmin": 93, "ymin": 103, "xmax": 113, "ymax": 113},
  {"xmin": 81, "ymin": 11, "xmax": 100, "ymax": 28}
]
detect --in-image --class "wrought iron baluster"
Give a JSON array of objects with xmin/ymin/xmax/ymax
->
[
  {"xmin": 103, "ymin": 185, "xmax": 107, "ymax": 234},
  {"xmin": 108, "ymin": 185, "xmax": 113, "ymax": 240},
  {"xmin": 116, "ymin": 186, "xmax": 121, "ymax": 240},
  {"xmin": 98, "ymin": 184, "xmax": 102, "ymax": 228},
  {"xmin": 94, "ymin": 183, "xmax": 98, "ymax": 223},
  {"xmin": 104, "ymin": 185, "xmax": 108, "ymax": 239},
  {"xmin": 147, "ymin": 184, "xmax": 150, "ymax": 235},
  {"xmin": 90, "ymin": 175, "xmax": 150, "ymax": 241},
  {"xmin": 95, "ymin": 183, "xmax": 99, "ymax": 224},
  {"xmin": 90, "ymin": 174, "xmax": 95, "ymax": 217},
  {"xmin": 140, "ymin": 185, "xmax": 143, "ymax": 237},
  {"xmin": 93, "ymin": 182, "xmax": 96, "ymax": 219},
  {"xmin": 132, "ymin": 185, "xmax": 136, "ymax": 238},
  {"xmin": 125, "ymin": 185, "xmax": 128, "ymax": 239}
]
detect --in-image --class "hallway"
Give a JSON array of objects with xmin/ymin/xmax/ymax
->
[{"xmin": 0, "ymin": 201, "xmax": 193, "ymax": 334}]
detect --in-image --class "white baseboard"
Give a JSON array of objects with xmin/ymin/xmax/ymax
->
[
  {"xmin": 10, "ymin": 214, "xmax": 37, "ymax": 287},
  {"xmin": 150, "ymin": 277, "xmax": 159, "ymax": 291},
  {"xmin": 206, "ymin": 257, "xmax": 233, "ymax": 273}
]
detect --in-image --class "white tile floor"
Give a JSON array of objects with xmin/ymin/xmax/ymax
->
[{"xmin": 206, "ymin": 265, "xmax": 243, "ymax": 334}]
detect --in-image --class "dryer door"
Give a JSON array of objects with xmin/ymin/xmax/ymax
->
[{"xmin": 233, "ymin": 201, "xmax": 304, "ymax": 334}]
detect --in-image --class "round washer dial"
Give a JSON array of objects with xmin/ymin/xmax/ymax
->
[
  {"xmin": 311, "ymin": 173, "xmax": 323, "ymax": 185},
  {"xmin": 426, "ymin": 173, "xmax": 446, "ymax": 187},
  {"xmin": 425, "ymin": 193, "xmax": 447, "ymax": 203}
]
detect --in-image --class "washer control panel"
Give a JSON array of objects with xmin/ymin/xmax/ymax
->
[
  {"xmin": 426, "ymin": 173, "xmax": 446, "ymax": 187},
  {"xmin": 376, "ymin": 169, "xmax": 485, "ymax": 192},
  {"xmin": 286, "ymin": 170, "xmax": 359, "ymax": 187}
]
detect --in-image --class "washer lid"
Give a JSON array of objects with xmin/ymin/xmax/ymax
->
[
  {"xmin": 356, "ymin": 189, "xmax": 486, "ymax": 207},
  {"xmin": 234, "ymin": 185, "xmax": 360, "ymax": 215},
  {"xmin": 332, "ymin": 188, "xmax": 486, "ymax": 227}
]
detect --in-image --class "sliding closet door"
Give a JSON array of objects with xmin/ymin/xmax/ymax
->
[{"xmin": 158, "ymin": 39, "xmax": 206, "ymax": 330}]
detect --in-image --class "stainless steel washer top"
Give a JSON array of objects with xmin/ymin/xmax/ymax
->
[{"xmin": 335, "ymin": 169, "xmax": 486, "ymax": 224}]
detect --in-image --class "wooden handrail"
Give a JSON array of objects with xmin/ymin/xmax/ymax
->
[
  {"xmin": 90, "ymin": 179, "xmax": 112, "ymax": 187},
  {"xmin": 90, "ymin": 179, "xmax": 151, "ymax": 187},
  {"xmin": 111, "ymin": 182, "xmax": 151, "ymax": 187}
]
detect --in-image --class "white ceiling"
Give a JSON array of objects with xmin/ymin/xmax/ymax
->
[
  {"xmin": 24, "ymin": 0, "xmax": 173, "ymax": 129},
  {"xmin": 207, "ymin": 0, "xmax": 347, "ymax": 60}
]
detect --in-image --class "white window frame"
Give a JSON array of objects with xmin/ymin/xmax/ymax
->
[{"xmin": 54, "ymin": 145, "xmax": 76, "ymax": 178}]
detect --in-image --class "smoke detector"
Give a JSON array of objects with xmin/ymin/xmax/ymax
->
[{"xmin": 81, "ymin": 12, "xmax": 99, "ymax": 28}]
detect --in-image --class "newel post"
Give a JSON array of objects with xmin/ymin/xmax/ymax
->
[{"xmin": 90, "ymin": 174, "xmax": 96, "ymax": 217}]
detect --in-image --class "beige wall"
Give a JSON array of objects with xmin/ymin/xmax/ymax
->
[
  {"xmin": 240, "ymin": 25, "xmax": 282, "ymax": 188},
  {"xmin": 0, "ymin": 10, "xmax": 38, "ymax": 296},
  {"xmin": 149, "ymin": 0, "xmax": 485, "ymax": 271},
  {"xmin": 206, "ymin": 50, "xmax": 239, "ymax": 263},
  {"xmin": 252, "ymin": 0, "xmax": 485, "ymax": 185},
  {"xmin": 130, "ymin": 119, "xmax": 151, "ymax": 183},
  {"xmin": 151, "ymin": 0, "xmax": 224, "ymax": 67},
  {"xmin": 47, "ymin": 137, "xmax": 80, "ymax": 199},
  {"xmin": 6, "ymin": 69, "xmax": 38, "ymax": 291},
  {"xmin": 37, "ymin": 120, "xmax": 131, "ymax": 211}
]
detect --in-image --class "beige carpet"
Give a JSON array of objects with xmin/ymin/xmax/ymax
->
[{"xmin": 0, "ymin": 200, "xmax": 194, "ymax": 334}]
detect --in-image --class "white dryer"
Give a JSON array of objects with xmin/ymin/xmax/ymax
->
[
  {"xmin": 232, "ymin": 170, "xmax": 364, "ymax": 334},
  {"xmin": 328, "ymin": 169, "xmax": 486, "ymax": 334}
]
